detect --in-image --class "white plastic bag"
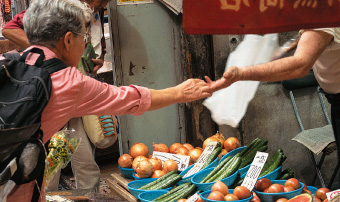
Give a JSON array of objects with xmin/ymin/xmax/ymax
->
[{"xmin": 203, "ymin": 34, "xmax": 280, "ymax": 127}]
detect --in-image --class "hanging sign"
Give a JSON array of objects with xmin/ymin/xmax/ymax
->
[{"xmin": 183, "ymin": 0, "xmax": 340, "ymax": 35}]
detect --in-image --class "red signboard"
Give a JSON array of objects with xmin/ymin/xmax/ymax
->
[{"xmin": 183, "ymin": 0, "xmax": 340, "ymax": 35}]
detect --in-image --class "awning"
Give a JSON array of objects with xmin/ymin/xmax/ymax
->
[{"xmin": 183, "ymin": 0, "xmax": 340, "ymax": 35}]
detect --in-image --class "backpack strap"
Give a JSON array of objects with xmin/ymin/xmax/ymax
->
[
  {"xmin": 41, "ymin": 58, "xmax": 68, "ymax": 74},
  {"xmin": 19, "ymin": 48, "xmax": 46, "ymax": 67}
]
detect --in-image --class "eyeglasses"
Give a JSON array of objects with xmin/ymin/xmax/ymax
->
[{"xmin": 73, "ymin": 32, "xmax": 89, "ymax": 42}]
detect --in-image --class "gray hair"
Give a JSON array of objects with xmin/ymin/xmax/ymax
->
[{"xmin": 23, "ymin": 0, "xmax": 92, "ymax": 47}]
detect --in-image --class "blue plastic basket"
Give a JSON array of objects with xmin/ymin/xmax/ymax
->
[
  {"xmin": 127, "ymin": 178, "xmax": 172, "ymax": 198},
  {"xmin": 118, "ymin": 165, "xmax": 134, "ymax": 179},
  {"xmin": 241, "ymin": 165, "xmax": 282, "ymax": 181},
  {"xmin": 254, "ymin": 180, "xmax": 304, "ymax": 201},
  {"xmin": 200, "ymin": 189, "xmax": 253, "ymax": 202},
  {"xmin": 307, "ymin": 186, "xmax": 318, "ymax": 195},
  {"xmin": 138, "ymin": 190, "xmax": 168, "ymax": 202},
  {"xmin": 178, "ymin": 157, "xmax": 219, "ymax": 185},
  {"xmin": 133, "ymin": 172, "xmax": 160, "ymax": 180},
  {"xmin": 191, "ymin": 167, "xmax": 238, "ymax": 192},
  {"xmin": 219, "ymin": 146, "xmax": 246, "ymax": 163}
]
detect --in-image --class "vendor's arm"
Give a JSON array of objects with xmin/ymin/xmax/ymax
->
[
  {"xmin": 2, "ymin": 28, "xmax": 30, "ymax": 49},
  {"xmin": 207, "ymin": 30, "xmax": 333, "ymax": 91}
]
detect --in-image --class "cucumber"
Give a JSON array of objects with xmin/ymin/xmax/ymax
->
[
  {"xmin": 201, "ymin": 147, "xmax": 221, "ymax": 170},
  {"xmin": 239, "ymin": 137, "xmax": 262, "ymax": 157},
  {"xmin": 145, "ymin": 173, "xmax": 182, "ymax": 190},
  {"xmin": 240, "ymin": 143, "xmax": 268, "ymax": 168},
  {"xmin": 279, "ymin": 168, "xmax": 295, "ymax": 180},
  {"xmin": 139, "ymin": 170, "xmax": 177, "ymax": 190},
  {"xmin": 165, "ymin": 183, "xmax": 197, "ymax": 202},
  {"xmin": 240, "ymin": 138, "xmax": 265, "ymax": 158},
  {"xmin": 153, "ymin": 182, "xmax": 191, "ymax": 201},
  {"xmin": 205, "ymin": 154, "xmax": 240, "ymax": 183},
  {"xmin": 200, "ymin": 155, "xmax": 233, "ymax": 183},
  {"xmin": 259, "ymin": 153, "xmax": 283, "ymax": 177},
  {"xmin": 210, "ymin": 155, "xmax": 242, "ymax": 182},
  {"xmin": 262, "ymin": 149, "xmax": 283, "ymax": 172}
]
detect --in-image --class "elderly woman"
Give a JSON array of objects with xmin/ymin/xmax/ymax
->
[{"xmin": 4, "ymin": 0, "xmax": 213, "ymax": 201}]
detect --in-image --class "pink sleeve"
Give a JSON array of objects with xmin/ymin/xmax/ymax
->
[
  {"xmin": 74, "ymin": 75, "xmax": 151, "ymax": 117},
  {"xmin": 3, "ymin": 10, "xmax": 26, "ymax": 29}
]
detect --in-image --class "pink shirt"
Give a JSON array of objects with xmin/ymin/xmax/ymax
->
[{"xmin": 5, "ymin": 45, "xmax": 151, "ymax": 201}]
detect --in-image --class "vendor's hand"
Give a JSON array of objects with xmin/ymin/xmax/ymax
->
[
  {"xmin": 205, "ymin": 66, "xmax": 240, "ymax": 91},
  {"xmin": 91, "ymin": 58, "xmax": 104, "ymax": 75},
  {"xmin": 174, "ymin": 78, "xmax": 213, "ymax": 103}
]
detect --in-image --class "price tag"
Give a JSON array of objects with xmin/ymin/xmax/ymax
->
[
  {"xmin": 186, "ymin": 193, "xmax": 199, "ymax": 202},
  {"xmin": 241, "ymin": 151, "xmax": 268, "ymax": 191},
  {"xmin": 183, "ymin": 141, "xmax": 218, "ymax": 178},
  {"xmin": 327, "ymin": 189, "xmax": 340, "ymax": 201},
  {"xmin": 152, "ymin": 151, "xmax": 190, "ymax": 171}
]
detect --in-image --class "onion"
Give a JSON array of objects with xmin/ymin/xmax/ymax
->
[
  {"xmin": 153, "ymin": 142, "xmax": 169, "ymax": 153},
  {"xmin": 224, "ymin": 137, "xmax": 240, "ymax": 152},
  {"xmin": 218, "ymin": 149, "xmax": 228, "ymax": 160},
  {"xmin": 188, "ymin": 148, "xmax": 203, "ymax": 164},
  {"xmin": 130, "ymin": 143, "xmax": 149, "ymax": 158},
  {"xmin": 118, "ymin": 154, "xmax": 133, "ymax": 168},
  {"xmin": 182, "ymin": 143, "xmax": 194, "ymax": 151},
  {"xmin": 203, "ymin": 136, "xmax": 220, "ymax": 149},
  {"xmin": 151, "ymin": 170, "xmax": 165, "ymax": 178},
  {"xmin": 148, "ymin": 157, "xmax": 163, "ymax": 170},
  {"xmin": 170, "ymin": 143, "xmax": 182, "ymax": 154},
  {"xmin": 135, "ymin": 160, "xmax": 153, "ymax": 178},
  {"xmin": 212, "ymin": 131, "xmax": 225, "ymax": 148},
  {"xmin": 176, "ymin": 146, "xmax": 189, "ymax": 156},
  {"xmin": 132, "ymin": 155, "xmax": 148, "ymax": 170},
  {"xmin": 163, "ymin": 159, "xmax": 178, "ymax": 173}
]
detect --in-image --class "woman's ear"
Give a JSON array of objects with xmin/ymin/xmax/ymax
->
[{"xmin": 63, "ymin": 32, "xmax": 73, "ymax": 51}]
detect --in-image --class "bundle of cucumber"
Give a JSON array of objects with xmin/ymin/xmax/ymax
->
[
  {"xmin": 152, "ymin": 182, "xmax": 197, "ymax": 201},
  {"xmin": 200, "ymin": 142, "xmax": 222, "ymax": 170},
  {"xmin": 139, "ymin": 170, "xmax": 182, "ymax": 190},
  {"xmin": 231, "ymin": 148, "xmax": 287, "ymax": 188},
  {"xmin": 199, "ymin": 138, "xmax": 268, "ymax": 183}
]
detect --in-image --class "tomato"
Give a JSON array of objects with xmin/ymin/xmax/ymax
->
[
  {"xmin": 224, "ymin": 194, "xmax": 239, "ymax": 201},
  {"xmin": 268, "ymin": 184, "xmax": 284, "ymax": 193},
  {"xmin": 211, "ymin": 181, "xmax": 229, "ymax": 196},
  {"xmin": 177, "ymin": 199, "xmax": 187, "ymax": 202},
  {"xmin": 256, "ymin": 178, "xmax": 272, "ymax": 192},
  {"xmin": 233, "ymin": 186, "xmax": 251, "ymax": 199},
  {"xmin": 276, "ymin": 198, "xmax": 288, "ymax": 202},
  {"xmin": 196, "ymin": 194, "xmax": 203, "ymax": 202},
  {"xmin": 314, "ymin": 198, "xmax": 322, "ymax": 202},
  {"xmin": 207, "ymin": 191, "xmax": 225, "ymax": 201},
  {"xmin": 302, "ymin": 183, "xmax": 308, "ymax": 190},
  {"xmin": 283, "ymin": 186, "xmax": 295, "ymax": 192},
  {"xmin": 251, "ymin": 192, "xmax": 261, "ymax": 202},
  {"xmin": 316, "ymin": 188, "xmax": 331, "ymax": 201},
  {"xmin": 284, "ymin": 178, "xmax": 301, "ymax": 190}
]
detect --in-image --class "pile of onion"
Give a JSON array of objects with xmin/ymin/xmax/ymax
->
[
  {"xmin": 224, "ymin": 137, "xmax": 241, "ymax": 152},
  {"xmin": 188, "ymin": 148, "xmax": 203, "ymax": 164},
  {"xmin": 130, "ymin": 143, "xmax": 149, "ymax": 158},
  {"xmin": 169, "ymin": 143, "xmax": 182, "ymax": 154},
  {"xmin": 182, "ymin": 143, "xmax": 194, "ymax": 151},
  {"xmin": 149, "ymin": 157, "xmax": 163, "ymax": 171},
  {"xmin": 203, "ymin": 136, "xmax": 220, "ymax": 149},
  {"xmin": 153, "ymin": 142, "xmax": 169, "ymax": 153},
  {"xmin": 118, "ymin": 154, "xmax": 133, "ymax": 168},
  {"xmin": 132, "ymin": 155, "xmax": 148, "ymax": 170},
  {"xmin": 151, "ymin": 170, "xmax": 165, "ymax": 178},
  {"xmin": 135, "ymin": 160, "xmax": 154, "ymax": 178},
  {"xmin": 163, "ymin": 159, "xmax": 178, "ymax": 173}
]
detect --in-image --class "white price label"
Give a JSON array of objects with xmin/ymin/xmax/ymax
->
[
  {"xmin": 183, "ymin": 141, "xmax": 218, "ymax": 178},
  {"xmin": 327, "ymin": 189, "xmax": 340, "ymax": 201},
  {"xmin": 186, "ymin": 193, "xmax": 199, "ymax": 202},
  {"xmin": 152, "ymin": 151, "xmax": 190, "ymax": 171},
  {"xmin": 241, "ymin": 151, "xmax": 268, "ymax": 191}
]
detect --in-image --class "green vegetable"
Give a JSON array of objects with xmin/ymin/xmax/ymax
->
[
  {"xmin": 139, "ymin": 170, "xmax": 177, "ymax": 190},
  {"xmin": 279, "ymin": 168, "xmax": 295, "ymax": 180},
  {"xmin": 207, "ymin": 154, "xmax": 241, "ymax": 182},
  {"xmin": 200, "ymin": 155, "xmax": 233, "ymax": 183},
  {"xmin": 153, "ymin": 182, "xmax": 191, "ymax": 201},
  {"xmin": 201, "ymin": 147, "xmax": 221, "ymax": 170},
  {"xmin": 165, "ymin": 183, "xmax": 197, "ymax": 202},
  {"xmin": 146, "ymin": 174, "xmax": 182, "ymax": 190}
]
